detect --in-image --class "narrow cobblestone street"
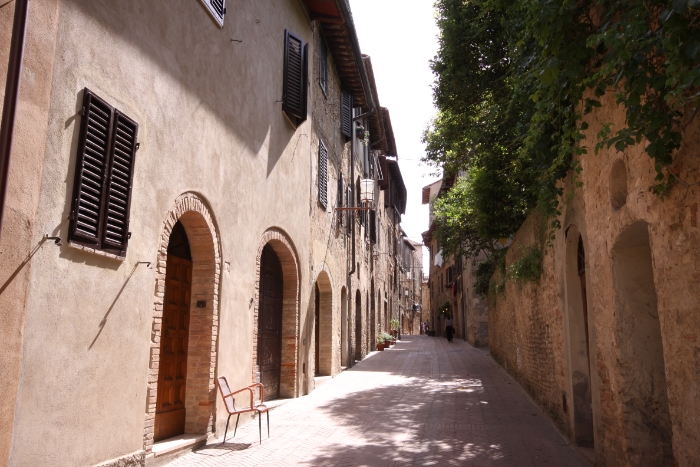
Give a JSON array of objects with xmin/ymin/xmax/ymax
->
[{"xmin": 166, "ymin": 336, "xmax": 585, "ymax": 467}]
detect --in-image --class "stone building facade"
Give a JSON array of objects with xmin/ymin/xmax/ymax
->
[
  {"xmin": 0, "ymin": 1, "xmax": 408, "ymax": 466},
  {"xmin": 487, "ymin": 90, "xmax": 700, "ymax": 466},
  {"xmin": 422, "ymin": 177, "xmax": 488, "ymax": 346}
]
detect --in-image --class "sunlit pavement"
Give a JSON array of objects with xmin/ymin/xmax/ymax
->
[{"xmin": 166, "ymin": 335, "xmax": 585, "ymax": 467}]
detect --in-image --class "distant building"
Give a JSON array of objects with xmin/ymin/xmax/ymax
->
[{"xmin": 421, "ymin": 176, "xmax": 488, "ymax": 346}]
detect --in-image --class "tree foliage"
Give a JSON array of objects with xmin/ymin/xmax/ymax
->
[{"xmin": 425, "ymin": 0, "xmax": 700, "ymax": 274}]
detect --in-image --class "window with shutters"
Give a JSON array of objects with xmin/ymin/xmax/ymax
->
[
  {"xmin": 337, "ymin": 172, "xmax": 345, "ymax": 226},
  {"xmin": 340, "ymin": 90, "xmax": 352, "ymax": 139},
  {"xmin": 345, "ymin": 186, "xmax": 352, "ymax": 234},
  {"xmin": 318, "ymin": 139, "xmax": 328, "ymax": 208},
  {"xmin": 69, "ymin": 88, "xmax": 138, "ymax": 257},
  {"xmin": 282, "ymin": 30, "xmax": 308, "ymax": 128},
  {"xmin": 369, "ymin": 210, "xmax": 377, "ymax": 244},
  {"xmin": 198, "ymin": 0, "xmax": 226, "ymax": 27},
  {"xmin": 319, "ymin": 34, "xmax": 328, "ymax": 97}
]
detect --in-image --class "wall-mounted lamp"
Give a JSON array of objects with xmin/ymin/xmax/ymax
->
[
  {"xmin": 44, "ymin": 234, "xmax": 62, "ymax": 246},
  {"xmin": 335, "ymin": 178, "xmax": 375, "ymax": 213}
]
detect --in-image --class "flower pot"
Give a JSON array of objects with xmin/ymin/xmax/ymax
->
[{"xmin": 377, "ymin": 343, "xmax": 385, "ymax": 351}]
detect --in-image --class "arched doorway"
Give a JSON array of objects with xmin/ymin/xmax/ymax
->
[
  {"xmin": 314, "ymin": 270, "xmax": 333, "ymax": 376},
  {"xmin": 145, "ymin": 192, "xmax": 221, "ymax": 452},
  {"xmin": 340, "ymin": 287, "xmax": 348, "ymax": 368},
  {"xmin": 612, "ymin": 221, "xmax": 674, "ymax": 466},
  {"xmin": 355, "ymin": 290, "xmax": 362, "ymax": 361},
  {"xmin": 259, "ymin": 245, "xmax": 284, "ymax": 399},
  {"xmin": 565, "ymin": 228, "xmax": 594, "ymax": 448},
  {"xmin": 252, "ymin": 229, "xmax": 300, "ymax": 400}
]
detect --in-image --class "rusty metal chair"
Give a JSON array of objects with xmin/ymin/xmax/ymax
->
[{"xmin": 217, "ymin": 376, "xmax": 270, "ymax": 445}]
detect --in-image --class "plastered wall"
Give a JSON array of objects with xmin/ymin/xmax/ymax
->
[{"xmin": 5, "ymin": 0, "xmax": 315, "ymax": 465}]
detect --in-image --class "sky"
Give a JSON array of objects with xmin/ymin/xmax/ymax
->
[{"xmin": 350, "ymin": 0, "xmax": 442, "ymax": 275}]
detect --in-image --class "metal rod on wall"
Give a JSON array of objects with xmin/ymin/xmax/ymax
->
[{"xmin": 0, "ymin": 0, "xmax": 30, "ymax": 242}]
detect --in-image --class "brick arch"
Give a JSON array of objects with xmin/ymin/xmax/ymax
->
[
  {"xmin": 252, "ymin": 228, "xmax": 300, "ymax": 398},
  {"xmin": 144, "ymin": 192, "xmax": 222, "ymax": 453},
  {"xmin": 314, "ymin": 265, "xmax": 333, "ymax": 376}
]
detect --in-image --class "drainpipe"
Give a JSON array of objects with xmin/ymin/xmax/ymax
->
[{"xmin": 0, "ymin": 0, "xmax": 30, "ymax": 241}]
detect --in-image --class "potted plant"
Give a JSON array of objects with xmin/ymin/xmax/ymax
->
[
  {"xmin": 376, "ymin": 334, "xmax": 386, "ymax": 351},
  {"xmin": 390, "ymin": 318, "xmax": 400, "ymax": 338},
  {"xmin": 380, "ymin": 332, "xmax": 392, "ymax": 347}
]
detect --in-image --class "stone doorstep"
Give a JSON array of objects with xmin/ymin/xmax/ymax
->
[
  {"xmin": 151, "ymin": 434, "xmax": 208, "ymax": 458},
  {"xmin": 313, "ymin": 375, "xmax": 333, "ymax": 390}
]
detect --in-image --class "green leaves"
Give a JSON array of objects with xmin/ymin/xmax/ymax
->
[{"xmin": 426, "ymin": 0, "xmax": 697, "ymax": 289}]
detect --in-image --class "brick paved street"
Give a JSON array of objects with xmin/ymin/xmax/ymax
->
[{"xmin": 166, "ymin": 336, "xmax": 585, "ymax": 467}]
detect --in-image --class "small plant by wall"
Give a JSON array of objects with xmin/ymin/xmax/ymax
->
[{"xmin": 507, "ymin": 245, "xmax": 543, "ymax": 285}]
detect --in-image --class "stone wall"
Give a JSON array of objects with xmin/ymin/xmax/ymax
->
[
  {"xmin": 488, "ymin": 90, "xmax": 700, "ymax": 466},
  {"xmin": 463, "ymin": 254, "xmax": 489, "ymax": 347}
]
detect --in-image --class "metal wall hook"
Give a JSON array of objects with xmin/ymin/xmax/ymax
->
[
  {"xmin": 44, "ymin": 234, "xmax": 62, "ymax": 246},
  {"xmin": 137, "ymin": 261, "xmax": 152, "ymax": 269}
]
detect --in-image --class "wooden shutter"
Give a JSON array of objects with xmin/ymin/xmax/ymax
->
[
  {"xmin": 199, "ymin": 0, "xmax": 226, "ymax": 27},
  {"xmin": 69, "ymin": 88, "xmax": 138, "ymax": 256},
  {"xmin": 319, "ymin": 36, "xmax": 328, "ymax": 96},
  {"xmin": 369, "ymin": 209, "xmax": 376, "ymax": 244},
  {"xmin": 318, "ymin": 140, "xmax": 328, "ymax": 208},
  {"xmin": 340, "ymin": 91, "xmax": 352, "ymax": 138},
  {"xmin": 300, "ymin": 43, "xmax": 308, "ymax": 125},
  {"xmin": 283, "ymin": 30, "xmax": 305, "ymax": 120},
  {"xmin": 70, "ymin": 89, "xmax": 114, "ymax": 246},
  {"xmin": 346, "ymin": 186, "xmax": 352, "ymax": 232},
  {"xmin": 338, "ymin": 173, "xmax": 345, "ymax": 226},
  {"xmin": 102, "ymin": 110, "xmax": 138, "ymax": 253}
]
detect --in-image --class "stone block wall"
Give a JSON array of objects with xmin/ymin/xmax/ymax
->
[{"xmin": 488, "ymin": 90, "xmax": 700, "ymax": 466}]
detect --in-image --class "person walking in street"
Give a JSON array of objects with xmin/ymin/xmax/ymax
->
[{"xmin": 445, "ymin": 315, "xmax": 453, "ymax": 343}]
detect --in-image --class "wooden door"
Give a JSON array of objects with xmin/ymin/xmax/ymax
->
[
  {"xmin": 314, "ymin": 283, "xmax": 320, "ymax": 376},
  {"xmin": 155, "ymin": 255, "xmax": 192, "ymax": 441},
  {"xmin": 259, "ymin": 246, "xmax": 283, "ymax": 400}
]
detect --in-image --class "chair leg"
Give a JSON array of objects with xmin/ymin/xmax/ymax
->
[
  {"xmin": 222, "ymin": 414, "xmax": 232, "ymax": 445},
  {"xmin": 258, "ymin": 411, "xmax": 262, "ymax": 444},
  {"xmin": 267, "ymin": 411, "xmax": 270, "ymax": 439},
  {"xmin": 233, "ymin": 413, "xmax": 240, "ymax": 438}
]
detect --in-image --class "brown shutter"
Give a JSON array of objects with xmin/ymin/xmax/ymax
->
[
  {"xmin": 102, "ymin": 110, "xmax": 138, "ymax": 253},
  {"xmin": 318, "ymin": 140, "xmax": 328, "ymax": 208},
  {"xmin": 300, "ymin": 42, "xmax": 308, "ymax": 125},
  {"xmin": 282, "ymin": 30, "xmax": 305, "ymax": 120},
  {"xmin": 345, "ymin": 186, "xmax": 352, "ymax": 233},
  {"xmin": 369, "ymin": 209, "xmax": 376, "ymax": 244},
  {"xmin": 340, "ymin": 91, "xmax": 352, "ymax": 138},
  {"xmin": 338, "ymin": 172, "xmax": 345, "ymax": 226},
  {"xmin": 70, "ymin": 89, "xmax": 114, "ymax": 246},
  {"xmin": 199, "ymin": 0, "xmax": 226, "ymax": 27}
]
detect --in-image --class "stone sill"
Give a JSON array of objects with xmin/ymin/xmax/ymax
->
[{"xmin": 68, "ymin": 241, "xmax": 126, "ymax": 262}]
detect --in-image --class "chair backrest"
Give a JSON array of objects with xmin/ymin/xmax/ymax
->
[{"xmin": 217, "ymin": 376, "xmax": 237, "ymax": 413}]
